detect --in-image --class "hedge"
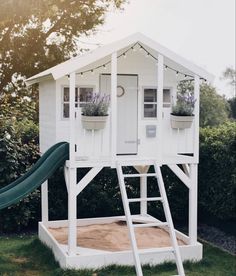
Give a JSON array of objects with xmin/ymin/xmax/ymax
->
[{"xmin": 0, "ymin": 120, "xmax": 235, "ymax": 233}]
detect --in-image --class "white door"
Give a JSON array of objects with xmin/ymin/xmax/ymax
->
[{"xmin": 100, "ymin": 74, "xmax": 138, "ymax": 154}]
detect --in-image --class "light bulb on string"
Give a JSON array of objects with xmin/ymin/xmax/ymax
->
[
  {"xmin": 123, "ymin": 53, "xmax": 127, "ymax": 59},
  {"xmin": 103, "ymin": 64, "xmax": 107, "ymax": 70},
  {"xmin": 164, "ymin": 65, "xmax": 168, "ymax": 71},
  {"xmin": 80, "ymin": 72, "xmax": 84, "ymax": 78},
  {"xmin": 90, "ymin": 69, "xmax": 94, "ymax": 75},
  {"xmin": 176, "ymin": 71, "xmax": 179, "ymax": 77},
  {"xmin": 146, "ymin": 52, "xmax": 150, "ymax": 58},
  {"xmin": 131, "ymin": 46, "xmax": 136, "ymax": 52}
]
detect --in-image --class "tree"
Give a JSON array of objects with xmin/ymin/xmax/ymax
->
[
  {"xmin": 177, "ymin": 80, "xmax": 229, "ymax": 127},
  {"xmin": 200, "ymin": 83, "xmax": 229, "ymax": 127},
  {"xmin": 222, "ymin": 67, "xmax": 236, "ymax": 119},
  {"xmin": 0, "ymin": 0, "xmax": 127, "ymax": 119}
]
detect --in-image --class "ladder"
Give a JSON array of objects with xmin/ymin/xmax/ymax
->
[{"xmin": 116, "ymin": 161, "xmax": 185, "ymax": 276}]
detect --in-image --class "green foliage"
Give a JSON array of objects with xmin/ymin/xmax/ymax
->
[
  {"xmin": 0, "ymin": 0, "xmax": 127, "ymax": 123},
  {"xmin": 0, "ymin": 236, "xmax": 235, "ymax": 275},
  {"xmin": 0, "ymin": 117, "xmax": 40, "ymax": 232},
  {"xmin": 200, "ymin": 83, "xmax": 229, "ymax": 127},
  {"xmin": 228, "ymin": 97, "xmax": 236, "ymax": 119},
  {"xmin": 199, "ymin": 122, "xmax": 236, "ymax": 221}
]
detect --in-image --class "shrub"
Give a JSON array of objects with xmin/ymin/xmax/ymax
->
[
  {"xmin": 0, "ymin": 118, "xmax": 40, "ymax": 232},
  {"xmin": 199, "ymin": 122, "xmax": 236, "ymax": 221}
]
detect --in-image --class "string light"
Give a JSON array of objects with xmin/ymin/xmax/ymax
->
[{"xmin": 75, "ymin": 42, "xmax": 204, "ymax": 81}]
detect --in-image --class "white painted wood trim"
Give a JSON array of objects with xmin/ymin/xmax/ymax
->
[
  {"xmin": 68, "ymin": 167, "xmax": 77, "ymax": 255},
  {"xmin": 189, "ymin": 164, "xmax": 198, "ymax": 245},
  {"xmin": 64, "ymin": 166, "xmax": 69, "ymax": 192},
  {"xmin": 41, "ymin": 180, "xmax": 49, "ymax": 225},
  {"xmin": 111, "ymin": 52, "xmax": 117, "ymax": 165},
  {"xmin": 76, "ymin": 167, "xmax": 103, "ymax": 195},
  {"xmin": 193, "ymin": 75, "xmax": 200, "ymax": 163},
  {"xmin": 157, "ymin": 54, "xmax": 164, "ymax": 162},
  {"xmin": 69, "ymin": 72, "xmax": 76, "ymax": 165},
  {"xmin": 167, "ymin": 164, "xmax": 190, "ymax": 189}
]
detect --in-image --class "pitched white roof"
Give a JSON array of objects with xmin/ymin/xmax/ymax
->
[{"xmin": 26, "ymin": 32, "xmax": 214, "ymax": 85}]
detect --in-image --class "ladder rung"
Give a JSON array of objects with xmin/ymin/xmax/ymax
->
[
  {"xmin": 123, "ymin": 173, "xmax": 157, "ymax": 178},
  {"xmin": 138, "ymin": 247, "xmax": 174, "ymax": 254},
  {"xmin": 133, "ymin": 222, "xmax": 168, "ymax": 228},
  {"xmin": 128, "ymin": 197, "xmax": 162, "ymax": 203}
]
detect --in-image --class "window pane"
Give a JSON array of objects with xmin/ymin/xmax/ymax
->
[
  {"xmin": 63, "ymin": 103, "xmax": 69, "ymax": 118},
  {"xmin": 144, "ymin": 89, "xmax": 157, "ymax": 102},
  {"xmin": 80, "ymin": 87, "xmax": 93, "ymax": 102},
  {"xmin": 144, "ymin": 104, "xmax": 157, "ymax": 118},
  {"xmin": 64, "ymin": 88, "xmax": 69, "ymax": 102},
  {"xmin": 163, "ymin": 89, "xmax": 171, "ymax": 106}
]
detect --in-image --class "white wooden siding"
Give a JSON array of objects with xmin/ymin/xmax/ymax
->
[
  {"xmin": 39, "ymin": 80, "xmax": 56, "ymax": 153},
  {"xmin": 40, "ymin": 51, "xmax": 195, "ymax": 157}
]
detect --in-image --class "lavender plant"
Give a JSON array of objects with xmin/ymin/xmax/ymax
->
[
  {"xmin": 82, "ymin": 93, "xmax": 110, "ymax": 116},
  {"xmin": 172, "ymin": 92, "xmax": 196, "ymax": 116}
]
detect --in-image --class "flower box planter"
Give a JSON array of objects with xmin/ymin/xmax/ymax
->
[
  {"xmin": 81, "ymin": 115, "xmax": 108, "ymax": 130},
  {"xmin": 170, "ymin": 114, "xmax": 194, "ymax": 129}
]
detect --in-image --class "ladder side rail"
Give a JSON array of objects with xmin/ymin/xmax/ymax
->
[
  {"xmin": 116, "ymin": 164, "xmax": 143, "ymax": 276},
  {"xmin": 154, "ymin": 163, "xmax": 185, "ymax": 276}
]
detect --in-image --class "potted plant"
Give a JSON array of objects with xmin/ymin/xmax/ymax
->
[
  {"xmin": 81, "ymin": 93, "xmax": 110, "ymax": 130},
  {"xmin": 170, "ymin": 92, "xmax": 196, "ymax": 129}
]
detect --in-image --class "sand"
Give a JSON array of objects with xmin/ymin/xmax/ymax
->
[{"xmin": 48, "ymin": 221, "xmax": 185, "ymax": 252}]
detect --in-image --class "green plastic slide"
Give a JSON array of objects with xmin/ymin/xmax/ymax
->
[{"xmin": 0, "ymin": 142, "xmax": 69, "ymax": 210}]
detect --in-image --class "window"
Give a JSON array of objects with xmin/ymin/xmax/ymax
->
[
  {"xmin": 163, "ymin": 89, "xmax": 171, "ymax": 108},
  {"xmin": 143, "ymin": 88, "xmax": 172, "ymax": 118},
  {"xmin": 62, "ymin": 86, "xmax": 94, "ymax": 118},
  {"xmin": 143, "ymin": 88, "xmax": 157, "ymax": 118}
]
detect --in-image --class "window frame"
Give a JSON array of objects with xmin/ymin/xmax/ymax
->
[
  {"xmin": 142, "ymin": 86, "xmax": 172, "ymax": 119},
  {"xmin": 61, "ymin": 85, "xmax": 95, "ymax": 120}
]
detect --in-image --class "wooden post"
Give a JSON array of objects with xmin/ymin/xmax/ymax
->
[
  {"xmin": 140, "ymin": 176, "xmax": 147, "ymax": 215},
  {"xmin": 111, "ymin": 52, "xmax": 117, "ymax": 166},
  {"xmin": 68, "ymin": 167, "xmax": 77, "ymax": 255},
  {"xmin": 157, "ymin": 54, "xmax": 164, "ymax": 162},
  {"xmin": 194, "ymin": 75, "xmax": 200, "ymax": 163},
  {"xmin": 41, "ymin": 180, "xmax": 48, "ymax": 225},
  {"xmin": 68, "ymin": 71, "xmax": 77, "ymax": 255},
  {"xmin": 189, "ymin": 163, "xmax": 198, "ymax": 245},
  {"xmin": 69, "ymin": 72, "xmax": 76, "ymax": 164}
]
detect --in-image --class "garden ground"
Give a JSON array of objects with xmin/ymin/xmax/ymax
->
[{"xmin": 0, "ymin": 235, "xmax": 235, "ymax": 276}]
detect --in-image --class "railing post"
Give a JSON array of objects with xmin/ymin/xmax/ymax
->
[
  {"xmin": 157, "ymin": 54, "xmax": 164, "ymax": 162},
  {"xmin": 194, "ymin": 74, "xmax": 200, "ymax": 163},
  {"xmin": 111, "ymin": 52, "xmax": 117, "ymax": 166},
  {"xmin": 68, "ymin": 71, "xmax": 77, "ymax": 255}
]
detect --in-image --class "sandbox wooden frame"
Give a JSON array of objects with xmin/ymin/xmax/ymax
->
[{"xmin": 38, "ymin": 215, "xmax": 203, "ymax": 269}]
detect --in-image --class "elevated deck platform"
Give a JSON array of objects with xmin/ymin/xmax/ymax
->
[{"xmin": 66, "ymin": 154, "xmax": 196, "ymax": 168}]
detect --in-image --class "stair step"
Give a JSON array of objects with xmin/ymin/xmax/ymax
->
[
  {"xmin": 133, "ymin": 222, "xmax": 168, "ymax": 228},
  {"xmin": 138, "ymin": 247, "xmax": 174, "ymax": 254},
  {"xmin": 123, "ymin": 173, "xmax": 156, "ymax": 178},
  {"xmin": 128, "ymin": 197, "xmax": 162, "ymax": 203}
]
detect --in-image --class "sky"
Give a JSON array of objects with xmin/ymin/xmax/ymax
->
[{"xmin": 84, "ymin": 0, "xmax": 235, "ymax": 98}]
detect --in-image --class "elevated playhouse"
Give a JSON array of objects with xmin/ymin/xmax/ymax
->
[{"xmin": 1, "ymin": 33, "xmax": 213, "ymax": 276}]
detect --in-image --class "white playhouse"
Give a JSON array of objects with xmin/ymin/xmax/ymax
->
[{"xmin": 26, "ymin": 33, "xmax": 213, "ymax": 276}]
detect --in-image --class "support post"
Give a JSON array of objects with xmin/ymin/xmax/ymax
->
[
  {"xmin": 189, "ymin": 163, "xmax": 198, "ymax": 245},
  {"xmin": 111, "ymin": 52, "xmax": 117, "ymax": 166},
  {"xmin": 68, "ymin": 167, "xmax": 77, "ymax": 255},
  {"xmin": 68, "ymin": 71, "xmax": 77, "ymax": 255},
  {"xmin": 41, "ymin": 180, "xmax": 48, "ymax": 225},
  {"xmin": 157, "ymin": 54, "xmax": 164, "ymax": 162},
  {"xmin": 194, "ymin": 74, "xmax": 200, "ymax": 163},
  {"xmin": 69, "ymin": 71, "xmax": 76, "ymax": 165},
  {"xmin": 140, "ymin": 176, "xmax": 147, "ymax": 215}
]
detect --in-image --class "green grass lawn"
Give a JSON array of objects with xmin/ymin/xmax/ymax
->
[{"xmin": 0, "ymin": 235, "xmax": 235, "ymax": 276}]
